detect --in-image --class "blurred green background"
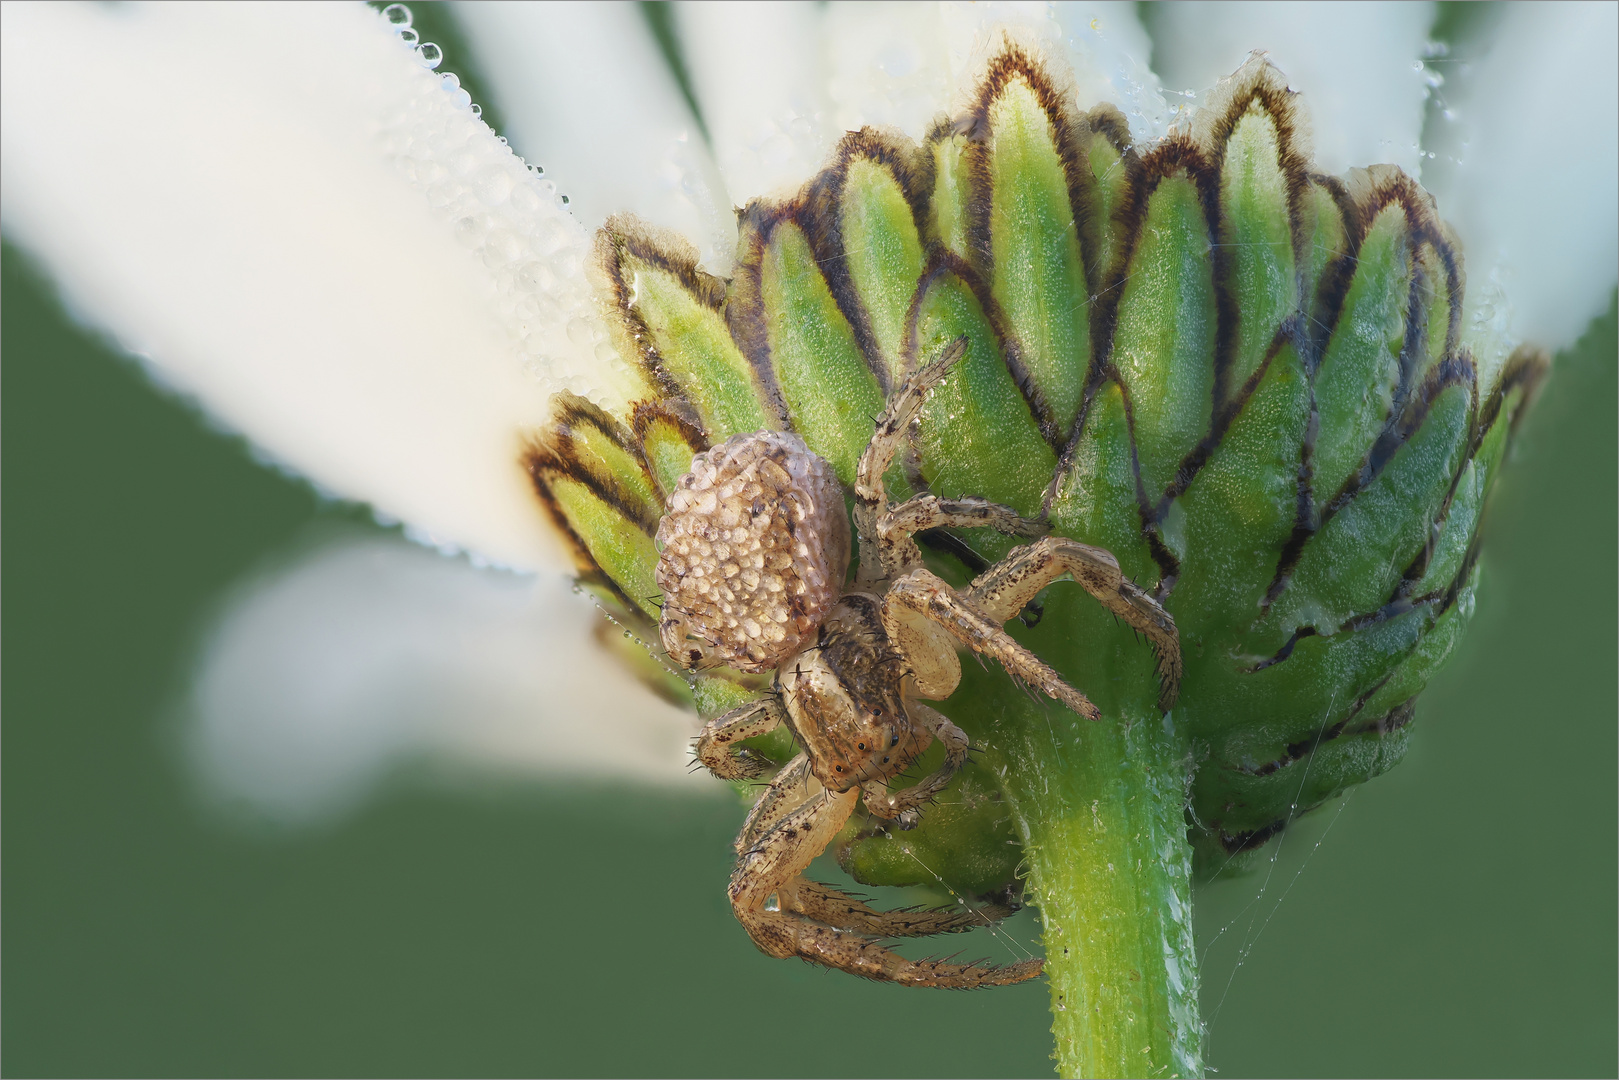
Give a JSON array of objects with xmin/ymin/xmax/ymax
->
[
  {"xmin": 3, "ymin": 3, "xmax": 1616, "ymax": 1068},
  {"xmin": 5, "ymin": 243, "xmax": 1615, "ymax": 1077}
]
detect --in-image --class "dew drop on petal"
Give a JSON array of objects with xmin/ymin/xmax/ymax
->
[
  {"xmin": 453, "ymin": 215, "xmax": 487, "ymax": 248},
  {"xmin": 425, "ymin": 181, "xmax": 455, "ymax": 210},
  {"xmin": 480, "ymin": 230, "xmax": 522, "ymax": 268},
  {"xmin": 416, "ymin": 42, "xmax": 443, "ymax": 69},
  {"xmin": 398, "ymin": 28, "xmax": 418, "ymax": 46},
  {"xmin": 509, "ymin": 183, "xmax": 541, "ymax": 214},
  {"xmin": 473, "ymin": 163, "xmax": 513, "ymax": 205},
  {"xmin": 471, "ymin": 103, "xmax": 483, "ymax": 119},
  {"xmin": 382, "ymin": 3, "xmax": 411, "ymax": 28}
]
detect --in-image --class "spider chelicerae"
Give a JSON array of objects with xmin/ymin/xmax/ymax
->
[{"xmin": 654, "ymin": 338, "xmax": 1182, "ymax": 989}]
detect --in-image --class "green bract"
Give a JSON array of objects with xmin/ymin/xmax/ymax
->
[{"xmin": 525, "ymin": 45, "xmax": 1542, "ymax": 1079}]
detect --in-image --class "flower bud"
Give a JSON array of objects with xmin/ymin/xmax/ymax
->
[{"xmin": 525, "ymin": 47, "xmax": 1543, "ymax": 890}]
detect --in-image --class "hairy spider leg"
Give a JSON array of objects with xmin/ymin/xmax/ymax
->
[
  {"xmin": 737, "ymin": 752, "xmax": 812, "ymax": 851},
  {"xmin": 883, "ymin": 569, "xmax": 1102, "ymax": 720},
  {"xmin": 859, "ymin": 701, "xmax": 970, "ymax": 827},
  {"xmin": 695, "ymin": 695, "xmax": 789, "ymax": 780},
  {"xmin": 965, "ymin": 537, "xmax": 1182, "ymax": 711},
  {"xmin": 780, "ymin": 878, "xmax": 1019, "ymax": 938},
  {"xmin": 729, "ymin": 784, "xmax": 1042, "ymax": 987},
  {"xmin": 741, "ymin": 758, "xmax": 1017, "ymax": 938},
  {"xmin": 852, "ymin": 336, "xmax": 968, "ymax": 587},
  {"xmin": 876, "ymin": 493, "xmax": 1048, "ymax": 579}
]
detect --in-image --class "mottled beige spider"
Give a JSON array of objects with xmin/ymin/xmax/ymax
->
[{"xmin": 654, "ymin": 338, "xmax": 1181, "ymax": 989}]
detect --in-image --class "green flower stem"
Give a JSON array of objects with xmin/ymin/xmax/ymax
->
[{"xmin": 981, "ymin": 702, "xmax": 1200, "ymax": 1079}]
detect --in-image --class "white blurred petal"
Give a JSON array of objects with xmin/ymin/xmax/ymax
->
[
  {"xmin": 675, "ymin": 1, "xmax": 834, "ymax": 202},
  {"xmin": 1147, "ymin": 1, "xmax": 1435, "ymax": 177},
  {"xmin": 1431, "ymin": 1, "xmax": 1619, "ymax": 355},
  {"xmin": 824, "ymin": 2, "xmax": 953, "ymax": 139},
  {"xmin": 935, "ymin": 2, "xmax": 1171, "ymax": 138},
  {"xmin": 823, "ymin": 2, "xmax": 1167, "ymax": 141},
  {"xmin": 1049, "ymin": 3, "xmax": 1173, "ymax": 139},
  {"xmin": 454, "ymin": 1, "xmax": 736, "ymax": 273},
  {"xmin": 0, "ymin": 1, "xmax": 638, "ymax": 574},
  {"xmin": 188, "ymin": 534, "xmax": 704, "ymax": 823}
]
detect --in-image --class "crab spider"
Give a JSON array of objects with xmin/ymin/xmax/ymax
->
[{"xmin": 655, "ymin": 338, "xmax": 1181, "ymax": 988}]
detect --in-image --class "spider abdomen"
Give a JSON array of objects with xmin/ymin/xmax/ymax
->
[{"xmin": 655, "ymin": 430, "xmax": 850, "ymax": 673}]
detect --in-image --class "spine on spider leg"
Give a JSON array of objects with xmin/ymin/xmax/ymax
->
[{"xmin": 989, "ymin": 704, "xmax": 1200, "ymax": 1079}]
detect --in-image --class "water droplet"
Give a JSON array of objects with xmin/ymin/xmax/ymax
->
[
  {"xmin": 473, "ymin": 163, "xmax": 514, "ymax": 205},
  {"xmin": 425, "ymin": 181, "xmax": 455, "ymax": 210},
  {"xmin": 595, "ymin": 341, "xmax": 619, "ymax": 364},
  {"xmin": 383, "ymin": 3, "xmax": 412, "ymax": 28},
  {"xmin": 416, "ymin": 42, "xmax": 443, "ymax": 69},
  {"xmin": 480, "ymin": 230, "xmax": 522, "ymax": 268},
  {"xmin": 509, "ymin": 183, "xmax": 541, "ymax": 214},
  {"xmin": 515, "ymin": 260, "xmax": 554, "ymax": 292},
  {"xmin": 471, "ymin": 103, "xmax": 483, "ymax": 119},
  {"xmin": 453, "ymin": 215, "xmax": 488, "ymax": 248},
  {"xmin": 398, "ymin": 28, "xmax": 418, "ymax": 46},
  {"xmin": 440, "ymin": 72, "xmax": 461, "ymax": 92},
  {"xmin": 566, "ymin": 318, "xmax": 594, "ymax": 345},
  {"xmin": 559, "ymin": 194, "xmax": 570, "ymax": 205},
  {"xmin": 1412, "ymin": 59, "xmax": 1425, "ymax": 72}
]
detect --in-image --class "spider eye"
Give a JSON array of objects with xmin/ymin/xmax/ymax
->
[
  {"xmin": 890, "ymin": 735, "xmax": 900, "ymax": 747},
  {"xmin": 857, "ymin": 742, "xmax": 866, "ymax": 751},
  {"xmin": 834, "ymin": 764, "xmax": 844, "ymax": 772}
]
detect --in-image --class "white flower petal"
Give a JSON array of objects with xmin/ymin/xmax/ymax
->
[
  {"xmin": 1049, "ymin": 2, "xmax": 1173, "ymax": 139},
  {"xmin": 934, "ymin": 2, "xmax": 1171, "ymax": 137},
  {"xmin": 1146, "ymin": 1, "xmax": 1436, "ymax": 177},
  {"xmin": 1433, "ymin": 1, "xmax": 1618, "ymax": 354},
  {"xmin": 822, "ymin": 2, "xmax": 1167, "ymax": 142},
  {"xmin": 674, "ymin": 0, "xmax": 835, "ymax": 203},
  {"xmin": 188, "ymin": 533, "xmax": 704, "ymax": 824},
  {"xmin": 454, "ymin": 1, "xmax": 736, "ymax": 273},
  {"xmin": 0, "ymin": 1, "xmax": 636, "ymax": 573},
  {"xmin": 824, "ymin": 2, "xmax": 953, "ymax": 140}
]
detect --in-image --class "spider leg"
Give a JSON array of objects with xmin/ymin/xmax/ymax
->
[
  {"xmin": 860, "ymin": 702, "xmax": 970, "ymax": 828},
  {"xmin": 852, "ymin": 336, "xmax": 969, "ymax": 587},
  {"xmin": 965, "ymin": 537, "xmax": 1182, "ymax": 710},
  {"xmin": 780, "ymin": 879, "xmax": 1017, "ymax": 938},
  {"xmin": 884, "ymin": 569, "xmax": 1101, "ymax": 719},
  {"xmin": 737, "ymin": 752, "xmax": 813, "ymax": 852},
  {"xmin": 876, "ymin": 494, "xmax": 1047, "ymax": 578},
  {"xmin": 695, "ymin": 695, "xmax": 789, "ymax": 780},
  {"xmin": 730, "ymin": 786, "xmax": 1042, "ymax": 987}
]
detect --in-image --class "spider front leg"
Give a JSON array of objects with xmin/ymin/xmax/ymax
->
[
  {"xmin": 852, "ymin": 336, "xmax": 969, "ymax": 586},
  {"xmin": 966, "ymin": 537, "xmax": 1182, "ymax": 710},
  {"xmin": 876, "ymin": 494, "xmax": 1048, "ymax": 579},
  {"xmin": 884, "ymin": 569, "xmax": 1102, "ymax": 719},
  {"xmin": 730, "ymin": 785, "xmax": 1042, "ymax": 987},
  {"xmin": 695, "ymin": 695, "xmax": 789, "ymax": 780},
  {"xmin": 860, "ymin": 702, "xmax": 970, "ymax": 829}
]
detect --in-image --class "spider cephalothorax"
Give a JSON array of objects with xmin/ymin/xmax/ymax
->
[{"xmin": 656, "ymin": 339, "xmax": 1182, "ymax": 989}]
